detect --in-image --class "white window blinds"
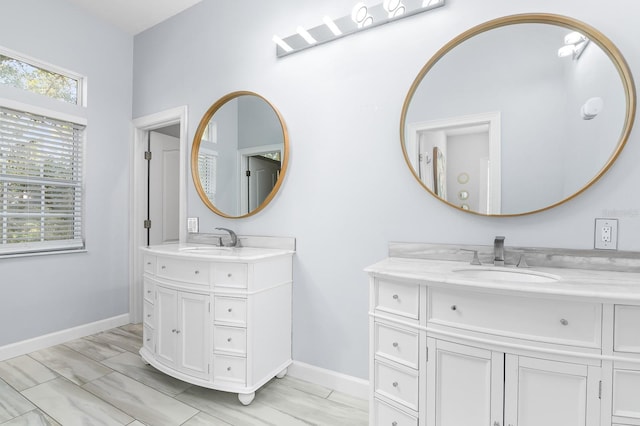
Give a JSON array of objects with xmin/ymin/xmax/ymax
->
[{"xmin": 0, "ymin": 106, "xmax": 85, "ymax": 255}]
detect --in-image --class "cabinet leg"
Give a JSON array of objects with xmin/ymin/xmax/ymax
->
[
  {"xmin": 238, "ymin": 392, "xmax": 255, "ymax": 406},
  {"xmin": 275, "ymin": 367, "xmax": 288, "ymax": 379}
]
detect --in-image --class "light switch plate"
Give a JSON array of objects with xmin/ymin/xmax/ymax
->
[
  {"xmin": 594, "ymin": 218, "xmax": 618, "ymax": 250},
  {"xmin": 187, "ymin": 217, "xmax": 199, "ymax": 233}
]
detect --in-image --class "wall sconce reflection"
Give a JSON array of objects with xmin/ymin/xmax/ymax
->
[
  {"xmin": 558, "ymin": 31, "xmax": 589, "ymax": 60},
  {"xmin": 273, "ymin": 0, "xmax": 446, "ymax": 57}
]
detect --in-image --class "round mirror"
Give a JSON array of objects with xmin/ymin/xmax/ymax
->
[
  {"xmin": 191, "ymin": 91, "xmax": 289, "ymax": 218},
  {"xmin": 401, "ymin": 14, "xmax": 635, "ymax": 216}
]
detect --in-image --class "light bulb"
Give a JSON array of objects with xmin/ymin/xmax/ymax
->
[
  {"xmin": 323, "ymin": 16, "xmax": 342, "ymax": 36},
  {"xmin": 564, "ymin": 31, "xmax": 587, "ymax": 45},
  {"xmin": 557, "ymin": 45, "xmax": 576, "ymax": 58}
]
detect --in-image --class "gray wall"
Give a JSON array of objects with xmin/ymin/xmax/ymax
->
[
  {"xmin": 0, "ymin": 0, "xmax": 133, "ymax": 346},
  {"xmin": 133, "ymin": 0, "xmax": 640, "ymax": 380}
]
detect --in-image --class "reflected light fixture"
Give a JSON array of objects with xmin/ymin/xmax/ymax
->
[
  {"xmin": 558, "ymin": 31, "xmax": 589, "ymax": 60},
  {"xmin": 273, "ymin": 0, "xmax": 446, "ymax": 57}
]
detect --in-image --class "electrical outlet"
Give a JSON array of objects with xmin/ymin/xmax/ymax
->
[
  {"xmin": 594, "ymin": 218, "xmax": 618, "ymax": 250},
  {"xmin": 187, "ymin": 217, "xmax": 199, "ymax": 233}
]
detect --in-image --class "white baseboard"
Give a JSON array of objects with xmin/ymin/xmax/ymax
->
[
  {"xmin": 288, "ymin": 361, "xmax": 369, "ymax": 400},
  {"xmin": 0, "ymin": 314, "xmax": 130, "ymax": 361}
]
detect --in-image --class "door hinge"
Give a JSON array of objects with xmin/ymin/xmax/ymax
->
[
  {"xmin": 144, "ymin": 219, "xmax": 151, "ymax": 229},
  {"xmin": 245, "ymin": 170, "xmax": 251, "ymax": 177},
  {"xmin": 208, "ymin": 364, "xmax": 210, "ymax": 374},
  {"xmin": 598, "ymin": 380, "xmax": 602, "ymax": 399},
  {"xmin": 426, "ymin": 346, "xmax": 429, "ymax": 362},
  {"xmin": 144, "ymin": 151, "xmax": 152, "ymax": 160}
]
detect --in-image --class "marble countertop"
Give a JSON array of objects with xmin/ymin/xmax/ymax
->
[
  {"xmin": 365, "ymin": 257, "xmax": 640, "ymax": 302},
  {"xmin": 141, "ymin": 243, "xmax": 294, "ymax": 261}
]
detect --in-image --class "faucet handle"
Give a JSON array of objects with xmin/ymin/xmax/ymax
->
[
  {"xmin": 461, "ymin": 249, "xmax": 482, "ymax": 265},
  {"xmin": 516, "ymin": 254, "xmax": 530, "ymax": 268}
]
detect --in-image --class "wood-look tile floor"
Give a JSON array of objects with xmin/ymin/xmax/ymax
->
[{"xmin": 0, "ymin": 324, "xmax": 368, "ymax": 426}]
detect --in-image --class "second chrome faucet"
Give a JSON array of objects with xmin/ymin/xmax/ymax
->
[{"xmin": 494, "ymin": 236, "xmax": 505, "ymax": 266}]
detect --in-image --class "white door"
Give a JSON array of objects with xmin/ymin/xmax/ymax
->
[
  {"xmin": 155, "ymin": 286, "xmax": 178, "ymax": 367},
  {"xmin": 177, "ymin": 291, "xmax": 210, "ymax": 379},
  {"xmin": 149, "ymin": 131, "xmax": 180, "ymax": 245},
  {"xmin": 504, "ymin": 355, "xmax": 601, "ymax": 426},
  {"xmin": 427, "ymin": 338, "xmax": 504, "ymax": 426},
  {"xmin": 247, "ymin": 155, "xmax": 280, "ymax": 212}
]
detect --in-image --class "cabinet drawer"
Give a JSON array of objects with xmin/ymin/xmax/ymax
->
[
  {"xmin": 613, "ymin": 368, "xmax": 640, "ymax": 419},
  {"xmin": 213, "ymin": 325, "xmax": 247, "ymax": 355},
  {"xmin": 374, "ymin": 361, "xmax": 419, "ymax": 411},
  {"xmin": 429, "ymin": 287, "xmax": 601, "ymax": 347},
  {"xmin": 213, "ymin": 263, "xmax": 248, "ymax": 288},
  {"xmin": 213, "ymin": 355, "xmax": 246, "ymax": 384},
  {"xmin": 143, "ymin": 325, "xmax": 154, "ymax": 351},
  {"xmin": 214, "ymin": 297, "xmax": 247, "ymax": 326},
  {"xmin": 374, "ymin": 398, "xmax": 418, "ymax": 426},
  {"xmin": 143, "ymin": 279, "xmax": 155, "ymax": 303},
  {"xmin": 156, "ymin": 257, "xmax": 210, "ymax": 285},
  {"xmin": 144, "ymin": 254, "xmax": 156, "ymax": 274},
  {"xmin": 375, "ymin": 322, "xmax": 419, "ymax": 369},
  {"xmin": 375, "ymin": 280, "xmax": 420, "ymax": 320},
  {"xmin": 614, "ymin": 305, "xmax": 640, "ymax": 353},
  {"xmin": 143, "ymin": 300, "xmax": 154, "ymax": 327}
]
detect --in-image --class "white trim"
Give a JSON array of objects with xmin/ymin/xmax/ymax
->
[
  {"xmin": 130, "ymin": 106, "xmax": 188, "ymax": 324},
  {"xmin": 0, "ymin": 314, "xmax": 129, "ymax": 361},
  {"xmin": 0, "ymin": 97, "xmax": 87, "ymax": 125},
  {"xmin": 288, "ymin": 360, "xmax": 369, "ymax": 400}
]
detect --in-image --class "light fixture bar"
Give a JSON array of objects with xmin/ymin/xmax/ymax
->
[{"xmin": 274, "ymin": 0, "xmax": 446, "ymax": 58}]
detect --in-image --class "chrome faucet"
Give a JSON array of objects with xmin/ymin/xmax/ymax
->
[
  {"xmin": 215, "ymin": 227, "xmax": 238, "ymax": 247},
  {"xmin": 494, "ymin": 236, "xmax": 505, "ymax": 266}
]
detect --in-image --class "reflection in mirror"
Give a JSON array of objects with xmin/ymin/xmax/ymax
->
[
  {"xmin": 192, "ymin": 92, "xmax": 289, "ymax": 218},
  {"xmin": 401, "ymin": 14, "xmax": 635, "ymax": 216}
]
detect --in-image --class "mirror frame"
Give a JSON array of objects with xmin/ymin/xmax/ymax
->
[
  {"xmin": 400, "ymin": 13, "xmax": 636, "ymax": 217},
  {"xmin": 191, "ymin": 91, "xmax": 290, "ymax": 219}
]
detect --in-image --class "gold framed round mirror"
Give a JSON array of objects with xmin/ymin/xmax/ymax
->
[
  {"xmin": 401, "ymin": 14, "xmax": 636, "ymax": 216},
  {"xmin": 191, "ymin": 91, "xmax": 289, "ymax": 218}
]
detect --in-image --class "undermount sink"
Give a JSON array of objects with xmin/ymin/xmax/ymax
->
[
  {"xmin": 452, "ymin": 267, "xmax": 561, "ymax": 283},
  {"xmin": 176, "ymin": 245, "xmax": 286, "ymax": 258},
  {"xmin": 179, "ymin": 246, "xmax": 232, "ymax": 252}
]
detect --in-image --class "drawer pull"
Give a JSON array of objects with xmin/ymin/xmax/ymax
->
[
  {"xmin": 176, "ymin": 330, "xmax": 180, "ymax": 334},
  {"xmin": 494, "ymin": 422, "xmax": 500, "ymax": 426},
  {"xmin": 560, "ymin": 318, "xmax": 569, "ymax": 326},
  {"xmin": 161, "ymin": 265, "xmax": 166, "ymax": 270},
  {"xmin": 228, "ymin": 308, "xmax": 233, "ymax": 313},
  {"xmin": 451, "ymin": 305, "xmax": 457, "ymax": 311},
  {"xmin": 392, "ymin": 294, "xmax": 399, "ymax": 300},
  {"xmin": 194, "ymin": 270, "xmax": 200, "ymax": 275},
  {"xmin": 147, "ymin": 290, "xmax": 151, "ymax": 294},
  {"xmin": 227, "ymin": 273, "xmax": 233, "ymax": 277},
  {"xmin": 392, "ymin": 422, "xmax": 398, "ymax": 426},
  {"xmin": 392, "ymin": 381, "xmax": 398, "ymax": 388},
  {"xmin": 392, "ymin": 342, "xmax": 399, "ymax": 348},
  {"xmin": 146, "ymin": 262, "xmax": 151, "ymax": 265},
  {"xmin": 146, "ymin": 314, "xmax": 151, "ymax": 318},
  {"xmin": 227, "ymin": 366, "xmax": 232, "ymax": 371},
  {"xmin": 172, "ymin": 329, "xmax": 176, "ymax": 333},
  {"xmin": 227, "ymin": 337, "xmax": 232, "ymax": 342},
  {"xmin": 146, "ymin": 338, "xmax": 150, "ymax": 342}
]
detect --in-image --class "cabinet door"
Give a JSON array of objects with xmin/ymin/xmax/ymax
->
[
  {"xmin": 156, "ymin": 286, "xmax": 178, "ymax": 366},
  {"xmin": 177, "ymin": 291, "xmax": 210, "ymax": 379},
  {"xmin": 504, "ymin": 355, "xmax": 600, "ymax": 426},
  {"xmin": 427, "ymin": 338, "xmax": 504, "ymax": 426}
]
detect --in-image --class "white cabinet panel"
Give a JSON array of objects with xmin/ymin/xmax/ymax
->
[
  {"xmin": 375, "ymin": 280, "xmax": 420, "ymax": 320},
  {"xmin": 614, "ymin": 305, "xmax": 640, "ymax": 353},
  {"xmin": 375, "ymin": 322, "xmax": 419, "ymax": 369},
  {"xmin": 373, "ymin": 398, "xmax": 418, "ymax": 426},
  {"xmin": 613, "ymin": 368, "xmax": 640, "ymax": 419},
  {"xmin": 374, "ymin": 361, "xmax": 419, "ymax": 411}
]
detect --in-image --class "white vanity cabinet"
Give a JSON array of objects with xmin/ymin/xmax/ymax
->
[
  {"xmin": 366, "ymin": 257, "xmax": 640, "ymax": 426},
  {"xmin": 140, "ymin": 245, "xmax": 293, "ymax": 405}
]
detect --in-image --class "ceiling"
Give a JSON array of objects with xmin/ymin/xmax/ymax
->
[{"xmin": 65, "ymin": 0, "xmax": 203, "ymax": 35}]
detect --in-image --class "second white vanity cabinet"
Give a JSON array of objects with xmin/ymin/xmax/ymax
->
[
  {"xmin": 366, "ymin": 257, "xmax": 640, "ymax": 426},
  {"xmin": 140, "ymin": 244, "xmax": 293, "ymax": 405}
]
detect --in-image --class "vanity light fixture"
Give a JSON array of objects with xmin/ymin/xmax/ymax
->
[
  {"xmin": 272, "ymin": 0, "xmax": 446, "ymax": 57},
  {"xmin": 557, "ymin": 31, "xmax": 589, "ymax": 60}
]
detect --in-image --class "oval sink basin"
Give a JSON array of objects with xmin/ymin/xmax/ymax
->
[
  {"xmin": 179, "ymin": 246, "xmax": 232, "ymax": 252},
  {"xmin": 452, "ymin": 267, "xmax": 560, "ymax": 283}
]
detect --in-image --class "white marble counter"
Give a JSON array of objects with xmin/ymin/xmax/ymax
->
[
  {"xmin": 365, "ymin": 257, "xmax": 640, "ymax": 303},
  {"xmin": 141, "ymin": 243, "xmax": 294, "ymax": 261}
]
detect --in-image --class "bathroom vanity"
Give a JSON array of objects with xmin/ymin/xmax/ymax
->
[
  {"xmin": 366, "ymin": 244, "xmax": 640, "ymax": 426},
  {"xmin": 139, "ymin": 242, "xmax": 294, "ymax": 405}
]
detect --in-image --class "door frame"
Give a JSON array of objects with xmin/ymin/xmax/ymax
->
[
  {"xmin": 129, "ymin": 106, "xmax": 188, "ymax": 324},
  {"xmin": 237, "ymin": 143, "xmax": 282, "ymax": 215}
]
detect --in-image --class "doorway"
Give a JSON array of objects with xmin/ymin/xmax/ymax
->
[
  {"xmin": 238, "ymin": 144, "xmax": 282, "ymax": 215},
  {"xmin": 130, "ymin": 106, "xmax": 187, "ymax": 324}
]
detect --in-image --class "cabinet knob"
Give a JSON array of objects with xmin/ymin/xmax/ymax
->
[
  {"xmin": 146, "ymin": 314, "xmax": 151, "ymax": 318},
  {"xmin": 147, "ymin": 290, "xmax": 151, "ymax": 294},
  {"xmin": 172, "ymin": 329, "xmax": 176, "ymax": 333},
  {"xmin": 176, "ymin": 330, "xmax": 180, "ymax": 334},
  {"xmin": 161, "ymin": 265, "xmax": 166, "ymax": 270},
  {"xmin": 228, "ymin": 308, "xmax": 233, "ymax": 313},
  {"xmin": 392, "ymin": 294, "xmax": 399, "ymax": 300},
  {"xmin": 451, "ymin": 305, "xmax": 457, "ymax": 311},
  {"xmin": 227, "ymin": 366, "xmax": 232, "ymax": 371},
  {"xmin": 227, "ymin": 337, "xmax": 232, "ymax": 342},
  {"xmin": 392, "ymin": 342, "xmax": 399, "ymax": 348},
  {"xmin": 392, "ymin": 381, "xmax": 398, "ymax": 388},
  {"xmin": 146, "ymin": 262, "xmax": 151, "ymax": 265},
  {"xmin": 146, "ymin": 338, "xmax": 150, "ymax": 342},
  {"xmin": 493, "ymin": 422, "xmax": 500, "ymax": 426},
  {"xmin": 227, "ymin": 273, "xmax": 233, "ymax": 278},
  {"xmin": 194, "ymin": 270, "xmax": 199, "ymax": 275},
  {"xmin": 392, "ymin": 422, "xmax": 398, "ymax": 426},
  {"xmin": 560, "ymin": 318, "xmax": 569, "ymax": 326}
]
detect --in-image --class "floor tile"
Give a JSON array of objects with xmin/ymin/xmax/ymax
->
[
  {"xmin": 21, "ymin": 377, "xmax": 133, "ymax": 426},
  {"xmin": 119, "ymin": 324, "xmax": 143, "ymax": 338},
  {"xmin": 83, "ymin": 372, "xmax": 198, "ymax": 426},
  {"xmin": 64, "ymin": 337, "xmax": 125, "ymax": 361},
  {"xmin": 327, "ymin": 390, "xmax": 369, "ymax": 412},
  {"xmin": 85, "ymin": 328, "xmax": 142, "ymax": 354},
  {"xmin": 181, "ymin": 411, "xmax": 233, "ymax": 426},
  {"xmin": 176, "ymin": 385, "xmax": 311, "ymax": 426},
  {"xmin": 101, "ymin": 351, "xmax": 192, "ymax": 396},
  {"xmin": 0, "ymin": 355, "xmax": 57, "ymax": 391},
  {"xmin": 0, "ymin": 379, "xmax": 35, "ymax": 423},
  {"xmin": 268, "ymin": 376, "xmax": 332, "ymax": 399},
  {"xmin": 29, "ymin": 345, "xmax": 112, "ymax": 385},
  {"xmin": 0, "ymin": 409, "xmax": 61, "ymax": 426}
]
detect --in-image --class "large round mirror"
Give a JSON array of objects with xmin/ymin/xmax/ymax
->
[
  {"xmin": 191, "ymin": 91, "xmax": 289, "ymax": 218},
  {"xmin": 401, "ymin": 14, "xmax": 635, "ymax": 216}
]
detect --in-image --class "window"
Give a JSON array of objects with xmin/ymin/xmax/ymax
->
[
  {"xmin": 0, "ymin": 49, "xmax": 82, "ymax": 105},
  {"xmin": 0, "ymin": 106, "xmax": 85, "ymax": 255},
  {"xmin": 198, "ymin": 149, "xmax": 217, "ymax": 203}
]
